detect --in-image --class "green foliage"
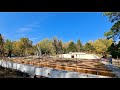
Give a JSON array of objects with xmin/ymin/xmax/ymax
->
[
  {"xmin": 84, "ymin": 42, "xmax": 95, "ymax": 53},
  {"xmin": 104, "ymin": 12, "xmax": 120, "ymax": 41},
  {"xmin": 19, "ymin": 38, "xmax": 33, "ymax": 56},
  {"xmin": 52, "ymin": 37, "xmax": 63, "ymax": 54},
  {"xmin": 62, "ymin": 42, "xmax": 70, "ymax": 54},
  {"xmin": 103, "ymin": 12, "xmax": 120, "ymax": 58},
  {"xmin": 67, "ymin": 41, "xmax": 77, "ymax": 53},
  {"xmin": 4, "ymin": 39, "xmax": 13, "ymax": 51},
  {"xmin": 12, "ymin": 38, "xmax": 33, "ymax": 56},
  {"xmin": 76, "ymin": 39, "xmax": 83, "ymax": 52},
  {"xmin": 93, "ymin": 39, "xmax": 113, "ymax": 54},
  {"xmin": 103, "ymin": 12, "xmax": 120, "ymax": 23},
  {"xmin": 4, "ymin": 39, "xmax": 13, "ymax": 57},
  {"xmin": 107, "ymin": 43, "xmax": 119, "ymax": 58},
  {"xmin": 57, "ymin": 40, "xmax": 63, "ymax": 54},
  {"xmin": 0, "ymin": 34, "xmax": 116, "ymax": 58},
  {"xmin": 37, "ymin": 38, "xmax": 54, "ymax": 55}
]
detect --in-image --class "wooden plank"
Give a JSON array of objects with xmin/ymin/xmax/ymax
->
[{"xmin": 5, "ymin": 58, "xmax": 115, "ymax": 77}]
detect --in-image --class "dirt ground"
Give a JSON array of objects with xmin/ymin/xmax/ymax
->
[{"xmin": 0, "ymin": 66, "xmax": 30, "ymax": 78}]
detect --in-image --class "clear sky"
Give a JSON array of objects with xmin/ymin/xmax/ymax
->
[{"xmin": 0, "ymin": 12, "xmax": 113, "ymax": 44}]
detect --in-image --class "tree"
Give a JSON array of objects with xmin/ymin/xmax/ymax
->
[
  {"xmin": 12, "ymin": 41, "xmax": 23, "ymax": 56},
  {"xmin": 19, "ymin": 38, "xmax": 33, "ymax": 56},
  {"xmin": 117, "ymin": 41, "xmax": 120, "ymax": 58},
  {"xmin": 37, "ymin": 38, "xmax": 55, "ymax": 55},
  {"xmin": 36, "ymin": 44, "xmax": 42, "ymax": 56},
  {"xmin": 93, "ymin": 39, "xmax": 113, "ymax": 54},
  {"xmin": 0, "ymin": 34, "xmax": 4, "ymax": 57},
  {"xmin": 76, "ymin": 39, "xmax": 83, "ymax": 52},
  {"xmin": 52, "ymin": 37, "xmax": 58, "ymax": 54},
  {"xmin": 108, "ymin": 43, "xmax": 118, "ymax": 58},
  {"xmin": 4, "ymin": 39, "xmax": 13, "ymax": 58},
  {"xmin": 62, "ymin": 42, "xmax": 71, "ymax": 54},
  {"xmin": 67, "ymin": 41, "xmax": 77, "ymax": 53},
  {"xmin": 52, "ymin": 37, "xmax": 63, "ymax": 54},
  {"xmin": 103, "ymin": 12, "xmax": 120, "ymax": 23},
  {"xmin": 104, "ymin": 12, "xmax": 120, "ymax": 41},
  {"xmin": 12, "ymin": 38, "xmax": 33, "ymax": 56},
  {"xmin": 57, "ymin": 40, "xmax": 63, "ymax": 54},
  {"xmin": 84, "ymin": 42, "xmax": 95, "ymax": 53}
]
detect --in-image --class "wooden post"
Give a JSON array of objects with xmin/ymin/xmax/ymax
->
[{"xmin": 76, "ymin": 54, "xmax": 77, "ymax": 71}]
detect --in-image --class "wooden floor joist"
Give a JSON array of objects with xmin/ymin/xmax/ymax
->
[{"xmin": 4, "ymin": 57, "xmax": 116, "ymax": 77}]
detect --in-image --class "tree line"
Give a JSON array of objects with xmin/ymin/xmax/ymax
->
[
  {"xmin": 104, "ymin": 12, "xmax": 120, "ymax": 58},
  {"xmin": 1, "ymin": 12, "xmax": 120, "ymax": 58},
  {"xmin": 0, "ymin": 33, "xmax": 113, "ymax": 58}
]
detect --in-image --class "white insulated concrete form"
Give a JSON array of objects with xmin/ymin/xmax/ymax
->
[
  {"xmin": 59, "ymin": 53, "xmax": 100, "ymax": 59},
  {"xmin": 0, "ymin": 60, "xmax": 112, "ymax": 78}
]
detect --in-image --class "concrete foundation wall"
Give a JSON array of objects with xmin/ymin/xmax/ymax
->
[{"xmin": 59, "ymin": 54, "xmax": 100, "ymax": 59}]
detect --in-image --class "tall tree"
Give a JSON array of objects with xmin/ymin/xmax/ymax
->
[
  {"xmin": 67, "ymin": 41, "xmax": 77, "ymax": 53},
  {"xmin": 57, "ymin": 40, "xmax": 63, "ymax": 54},
  {"xmin": 52, "ymin": 37, "xmax": 58, "ymax": 54},
  {"xmin": 4, "ymin": 39, "xmax": 13, "ymax": 58},
  {"xmin": 93, "ymin": 39, "xmax": 113, "ymax": 54},
  {"xmin": 108, "ymin": 43, "xmax": 118, "ymax": 58},
  {"xmin": 104, "ymin": 12, "xmax": 120, "ymax": 41},
  {"xmin": 19, "ymin": 38, "xmax": 33, "ymax": 56},
  {"xmin": 62, "ymin": 42, "xmax": 70, "ymax": 54},
  {"xmin": 12, "ymin": 41, "xmax": 22, "ymax": 56},
  {"xmin": 84, "ymin": 42, "xmax": 95, "ymax": 53},
  {"xmin": 37, "ymin": 38, "xmax": 55, "ymax": 55},
  {"xmin": 52, "ymin": 37, "xmax": 63, "ymax": 54},
  {"xmin": 76, "ymin": 39, "xmax": 82, "ymax": 52}
]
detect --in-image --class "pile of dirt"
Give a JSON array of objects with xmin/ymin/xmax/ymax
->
[{"xmin": 0, "ymin": 66, "xmax": 30, "ymax": 78}]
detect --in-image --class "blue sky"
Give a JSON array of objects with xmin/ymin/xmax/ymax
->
[{"xmin": 0, "ymin": 12, "xmax": 113, "ymax": 45}]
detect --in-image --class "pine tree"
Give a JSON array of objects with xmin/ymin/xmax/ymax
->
[
  {"xmin": 67, "ymin": 41, "xmax": 77, "ymax": 53},
  {"xmin": 4, "ymin": 39, "xmax": 13, "ymax": 58},
  {"xmin": 76, "ymin": 39, "xmax": 82, "ymax": 52}
]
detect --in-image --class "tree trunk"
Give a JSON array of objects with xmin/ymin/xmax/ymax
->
[
  {"xmin": 37, "ymin": 45, "xmax": 42, "ymax": 57},
  {"xmin": 8, "ymin": 50, "xmax": 12, "ymax": 58}
]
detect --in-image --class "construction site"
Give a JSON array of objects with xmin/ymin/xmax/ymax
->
[
  {"xmin": 0, "ymin": 53, "xmax": 120, "ymax": 78},
  {"xmin": 0, "ymin": 12, "xmax": 120, "ymax": 78}
]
